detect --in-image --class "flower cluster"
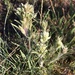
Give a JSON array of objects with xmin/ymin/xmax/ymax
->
[
  {"xmin": 36, "ymin": 20, "xmax": 50, "ymax": 68},
  {"xmin": 56, "ymin": 36, "xmax": 68, "ymax": 54},
  {"xmin": 40, "ymin": 31, "xmax": 50, "ymax": 43},
  {"xmin": 15, "ymin": 3, "xmax": 36, "ymax": 36}
]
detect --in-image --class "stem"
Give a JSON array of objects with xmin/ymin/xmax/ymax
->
[
  {"xmin": 4, "ymin": 3, "xmax": 10, "ymax": 40},
  {"xmin": 49, "ymin": 0, "xmax": 56, "ymax": 17},
  {"xmin": 40, "ymin": 0, "xmax": 43, "ymax": 25},
  {"xmin": 28, "ymin": 37, "xmax": 31, "ymax": 52}
]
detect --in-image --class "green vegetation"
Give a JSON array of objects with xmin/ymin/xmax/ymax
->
[{"xmin": 0, "ymin": 0, "xmax": 75, "ymax": 75}]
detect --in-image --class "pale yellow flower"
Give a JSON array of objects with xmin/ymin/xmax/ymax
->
[
  {"xmin": 63, "ymin": 46, "xmax": 68, "ymax": 54},
  {"xmin": 40, "ymin": 44, "xmax": 47, "ymax": 52},
  {"xmin": 24, "ymin": 2, "xmax": 34, "ymax": 14},
  {"xmin": 22, "ymin": 17, "xmax": 32, "ymax": 31},
  {"xmin": 57, "ymin": 36, "xmax": 68, "ymax": 53},
  {"xmin": 19, "ymin": 26, "xmax": 26, "ymax": 36},
  {"xmin": 57, "ymin": 36, "xmax": 64, "ymax": 49},
  {"xmin": 40, "ymin": 60, "xmax": 44, "ymax": 67},
  {"xmin": 15, "ymin": 3, "xmax": 37, "ymax": 35},
  {"xmin": 22, "ymin": 18, "xmax": 29, "ymax": 28},
  {"xmin": 42, "ymin": 20, "xmax": 48, "ymax": 30},
  {"xmin": 40, "ymin": 31, "xmax": 50, "ymax": 43},
  {"xmin": 72, "ymin": 20, "xmax": 75, "ymax": 26}
]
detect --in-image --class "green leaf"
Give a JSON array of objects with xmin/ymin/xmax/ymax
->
[
  {"xmin": 71, "ymin": 27, "xmax": 75, "ymax": 34},
  {"xmin": 20, "ymin": 50, "xmax": 26, "ymax": 60},
  {"xmin": 28, "ymin": 59, "xmax": 31, "ymax": 69}
]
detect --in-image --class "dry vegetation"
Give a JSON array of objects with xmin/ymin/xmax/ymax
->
[{"xmin": 0, "ymin": 0, "xmax": 75, "ymax": 75}]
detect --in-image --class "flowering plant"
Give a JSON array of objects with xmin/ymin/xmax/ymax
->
[{"xmin": 13, "ymin": 3, "xmax": 36, "ymax": 36}]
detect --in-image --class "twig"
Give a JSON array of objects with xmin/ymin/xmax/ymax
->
[
  {"xmin": 0, "ymin": 46, "xmax": 19, "ymax": 66},
  {"xmin": 49, "ymin": 0, "xmax": 56, "ymax": 16},
  {"xmin": 4, "ymin": 2, "xmax": 10, "ymax": 40},
  {"xmin": 40, "ymin": 0, "xmax": 43, "ymax": 24}
]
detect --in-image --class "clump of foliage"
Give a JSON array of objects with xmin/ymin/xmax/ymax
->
[{"xmin": 0, "ymin": 0, "xmax": 75, "ymax": 75}]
